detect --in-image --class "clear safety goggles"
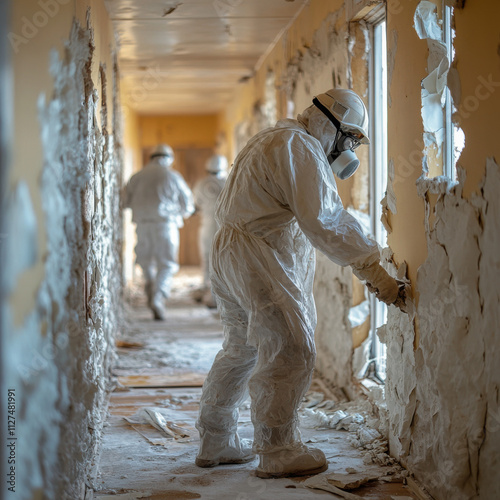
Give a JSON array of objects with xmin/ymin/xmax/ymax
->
[{"xmin": 335, "ymin": 132, "xmax": 362, "ymax": 152}]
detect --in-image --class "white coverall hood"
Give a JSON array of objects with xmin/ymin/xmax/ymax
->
[{"xmin": 297, "ymin": 105, "xmax": 338, "ymax": 157}]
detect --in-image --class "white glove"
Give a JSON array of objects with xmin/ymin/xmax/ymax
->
[{"xmin": 352, "ymin": 261, "xmax": 399, "ymax": 305}]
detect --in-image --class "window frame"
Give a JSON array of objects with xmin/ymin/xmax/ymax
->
[{"xmin": 367, "ymin": 8, "xmax": 388, "ymax": 383}]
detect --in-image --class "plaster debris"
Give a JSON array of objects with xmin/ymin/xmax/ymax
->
[
  {"xmin": 130, "ymin": 408, "xmax": 189, "ymax": 438},
  {"xmin": 327, "ymin": 470, "xmax": 391, "ymax": 489},
  {"xmin": 301, "ymin": 408, "xmax": 364, "ymax": 430},
  {"xmin": 304, "ymin": 475, "xmax": 365, "ymax": 499},
  {"xmin": 125, "ymin": 407, "xmax": 191, "ymax": 440}
]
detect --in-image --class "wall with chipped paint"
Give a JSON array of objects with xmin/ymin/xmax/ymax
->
[
  {"xmin": 382, "ymin": 1, "xmax": 500, "ymax": 498},
  {"xmin": 2, "ymin": 1, "xmax": 123, "ymax": 498}
]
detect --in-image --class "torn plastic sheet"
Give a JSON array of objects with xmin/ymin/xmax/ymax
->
[
  {"xmin": 124, "ymin": 407, "xmax": 191, "ymax": 441},
  {"xmin": 348, "ymin": 299, "xmax": 370, "ymax": 328},
  {"xmin": 414, "ymin": 1, "xmax": 450, "ymax": 156},
  {"xmin": 414, "ymin": 1, "xmax": 442, "ymax": 41},
  {"xmin": 421, "ymin": 40, "xmax": 449, "ymax": 139}
]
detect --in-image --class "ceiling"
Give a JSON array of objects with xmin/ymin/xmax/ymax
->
[{"xmin": 104, "ymin": 0, "xmax": 308, "ymax": 114}]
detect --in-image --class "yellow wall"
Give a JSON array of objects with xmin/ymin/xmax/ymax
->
[
  {"xmin": 386, "ymin": 0, "xmax": 500, "ymax": 290},
  {"xmin": 138, "ymin": 114, "xmax": 220, "ymax": 152},
  {"xmin": 122, "ymin": 107, "xmax": 141, "ymax": 283},
  {"xmin": 9, "ymin": 0, "xmax": 117, "ymax": 322},
  {"xmin": 386, "ymin": 0, "xmax": 428, "ymax": 289},
  {"xmin": 454, "ymin": 1, "xmax": 500, "ymax": 197},
  {"xmin": 9, "ymin": 0, "xmax": 75, "ymax": 320}
]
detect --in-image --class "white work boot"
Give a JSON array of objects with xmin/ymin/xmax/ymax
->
[
  {"xmin": 256, "ymin": 444, "xmax": 327, "ymax": 478},
  {"xmin": 151, "ymin": 294, "xmax": 166, "ymax": 321},
  {"xmin": 196, "ymin": 433, "xmax": 256, "ymax": 468}
]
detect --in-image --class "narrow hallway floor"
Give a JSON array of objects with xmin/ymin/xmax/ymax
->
[{"xmin": 93, "ymin": 268, "xmax": 422, "ymax": 500}]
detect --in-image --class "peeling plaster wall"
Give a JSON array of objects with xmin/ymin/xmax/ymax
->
[
  {"xmin": 2, "ymin": 3, "xmax": 122, "ymax": 498},
  {"xmin": 383, "ymin": 1, "xmax": 500, "ymax": 499}
]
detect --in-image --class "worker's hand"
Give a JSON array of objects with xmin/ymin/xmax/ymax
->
[
  {"xmin": 393, "ymin": 279, "xmax": 412, "ymax": 313},
  {"xmin": 353, "ymin": 261, "xmax": 399, "ymax": 306}
]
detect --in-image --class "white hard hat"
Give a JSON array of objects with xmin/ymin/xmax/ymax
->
[
  {"xmin": 150, "ymin": 144, "xmax": 174, "ymax": 159},
  {"xmin": 314, "ymin": 89, "xmax": 370, "ymax": 144},
  {"xmin": 206, "ymin": 155, "xmax": 228, "ymax": 174}
]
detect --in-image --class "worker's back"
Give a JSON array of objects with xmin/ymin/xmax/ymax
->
[{"xmin": 126, "ymin": 158, "xmax": 193, "ymax": 226}]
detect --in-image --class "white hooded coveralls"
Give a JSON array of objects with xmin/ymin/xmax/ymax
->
[
  {"xmin": 125, "ymin": 157, "xmax": 194, "ymax": 299},
  {"xmin": 197, "ymin": 113, "xmax": 380, "ymax": 457},
  {"xmin": 193, "ymin": 173, "xmax": 227, "ymax": 287}
]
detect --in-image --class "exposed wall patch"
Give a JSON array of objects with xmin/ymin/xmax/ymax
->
[
  {"xmin": 385, "ymin": 157, "xmax": 500, "ymax": 499},
  {"xmin": 3, "ymin": 14, "xmax": 123, "ymax": 499}
]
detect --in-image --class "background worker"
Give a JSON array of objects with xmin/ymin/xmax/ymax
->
[
  {"xmin": 193, "ymin": 154, "xmax": 229, "ymax": 307},
  {"xmin": 125, "ymin": 144, "xmax": 194, "ymax": 320}
]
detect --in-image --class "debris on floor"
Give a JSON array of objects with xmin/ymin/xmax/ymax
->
[
  {"xmin": 118, "ymin": 373, "xmax": 206, "ymax": 388},
  {"xmin": 94, "ymin": 268, "xmax": 422, "ymax": 499},
  {"xmin": 116, "ymin": 340, "xmax": 145, "ymax": 349},
  {"xmin": 124, "ymin": 407, "xmax": 191, "ymax": 441}
]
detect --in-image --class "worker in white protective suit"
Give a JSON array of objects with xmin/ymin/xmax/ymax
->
[
  {"xmin": 195, "ymin": 89, "xmax": 407, "ymax": 478},
  {"xmin": 193, "ymin": 155, "xmax": 228, "ymax": 307},
  {"xmin": 125, "ymin": 144, "xmax": 195, "ymax": 320}
]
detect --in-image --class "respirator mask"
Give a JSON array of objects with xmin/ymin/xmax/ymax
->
[
  {"xmin": 312, "ymin": 97, "xmax": 362, "ymax": 180},
  {"xmin": 326, "ymin": 132, "xmax": 362, "ymax": 180}
]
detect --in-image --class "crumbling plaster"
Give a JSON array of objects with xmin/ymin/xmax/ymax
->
[
  {"xmin": 381, "ymin": 1, "xmax": 500, "ymax": 499},
  {"xmin": 2, "ymin": 7, "xmax": 122, "ymax": 499},
  {"xmin": 384, "ymin": 160, "xmax": 500, "ymax": 500}
]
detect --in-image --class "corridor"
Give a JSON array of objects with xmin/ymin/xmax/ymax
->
[
  {"xmin": 94, "ymin": 269, "xmax": 418, "ymax": 500},
  {"xmin": 1, "ymin": 1, "xmax": 500, "ymax": 499}
]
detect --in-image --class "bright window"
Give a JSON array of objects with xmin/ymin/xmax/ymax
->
[
  {"xmin": 368, "ymin": 15, "xmax": 388, "ymax": 382},
  {"xmin": 443, "ymin": 3, "xmax": 464, "ymax": 179}
]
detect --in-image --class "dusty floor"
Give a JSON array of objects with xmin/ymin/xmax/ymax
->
[{"xmin": 93, "ymin": 268, "xmax": 423, "ymax": 500}]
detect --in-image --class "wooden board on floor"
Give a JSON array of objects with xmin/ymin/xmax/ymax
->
[{"xmin": 118, "ymin": 373, "xmax": 206, "ymax": 388}]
